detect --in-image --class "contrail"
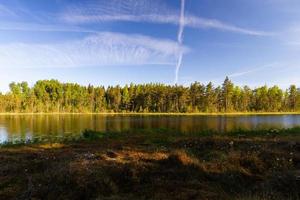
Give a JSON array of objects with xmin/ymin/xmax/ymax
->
[{"xmin": 174, "ymin": 0, "xmax": 185, "ymax": 84}]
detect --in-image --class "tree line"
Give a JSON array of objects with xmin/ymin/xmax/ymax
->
[{"xmin": 0, "ymin": 77, "xmax": 299, "ymax": 113}]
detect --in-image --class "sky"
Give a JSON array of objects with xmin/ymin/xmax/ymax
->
[{"xmin": 0, "ymin": 0, "xmax": 300, "ymax": 92}]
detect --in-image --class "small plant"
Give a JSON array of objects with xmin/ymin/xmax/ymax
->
[{"xmin": 82, "ymin": 129, "xmax": 110, "ymax": 140}]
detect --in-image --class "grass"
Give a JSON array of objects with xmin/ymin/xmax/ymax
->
[
  {"xmin": 80, "ymin": 126, "xmax": 300, "ymax": 140},
  {"xmin": 0, "ymin": 128, "xmax": 299, "ymax": 199},
  {"xmin": 2, "ymin": 126, "xmax": 300, "ymax": 147}
]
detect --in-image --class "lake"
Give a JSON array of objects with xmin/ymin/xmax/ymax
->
[{"xmin": 1, "ymin": 114, "xmax": 300, "ymax": 143}]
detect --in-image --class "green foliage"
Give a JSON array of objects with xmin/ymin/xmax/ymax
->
[
  {"xmin": 222, "ymin": 76, "xmax": 234, "ymax": 112},
  {"xmin": 0, "ymin": 78, "xmax": 300, "ymax": 113},
  {"xmin": 82, "ymin": 129, "xmax": 104, "ymax": 140}
]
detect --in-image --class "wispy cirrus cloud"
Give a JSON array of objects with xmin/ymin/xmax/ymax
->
[
  {"xmin": 228, "ymin": 63, "xmax": 281, "ymax": 78},
  {"xmin": 61, "ymin": 0, "xmax": 270, "ymax": 36},
  {"xmin": 185, "ymin": 16, "xmax": 271, "ymax": 36},
  {"xmin": 62, "ymin": 0, "xmax": 177, "ymax": 24},
  {"xmin": 0, "ymin": 22, "xmax": 99, "ymax": 33},
  {"xmin": 0, "ymin": 32, "xmax": 188, "ymax": 68}
]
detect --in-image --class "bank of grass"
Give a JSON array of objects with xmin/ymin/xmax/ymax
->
[
  {"xmin": 81, "ymin": 126, "xmax": 300, "ymax": 139},
  {"xmin": 0, "ymin": 128, "xmax": 299, "ymax": 200},
  {"xmin": 2, "ymin": 127, "xmax": 300, "ymax": 147}
]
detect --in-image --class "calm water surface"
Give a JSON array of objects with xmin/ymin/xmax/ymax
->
[{"xmin": 1, "ymin": 114, "xmax": 300, "ymax": 143}]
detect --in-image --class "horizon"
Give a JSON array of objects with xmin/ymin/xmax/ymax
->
[{"xmin": 1, "ymin": 0, "xmax": 300, "ymax": 92}]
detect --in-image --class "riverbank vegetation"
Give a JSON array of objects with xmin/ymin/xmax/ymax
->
[
  {"xmin": 2, "ymin": 127, "xmax": 300, "ymax": 147},
  {"xmin": 0, "ymin": 77, "xmax": 300, "ymax": 113},
  {"xmin": 0, "ymin": 129, "xmax": 299, "ymax": 199}
]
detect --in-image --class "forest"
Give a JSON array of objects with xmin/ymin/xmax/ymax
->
[{"xmin": 0, "ymin": 77, "xmax": 299, "ymax": 113}]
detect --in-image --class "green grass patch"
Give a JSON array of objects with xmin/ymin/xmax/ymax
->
[{"xmin": 1, "ymin": 126, "xmax": 300, "ymax": 147}]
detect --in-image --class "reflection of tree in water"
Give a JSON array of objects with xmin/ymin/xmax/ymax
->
[{"xmin": 1, "ymin": 115, "xmax": 300, "ymax": 143}]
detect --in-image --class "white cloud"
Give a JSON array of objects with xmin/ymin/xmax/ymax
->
[
  {"xmin": 0, "ymin": 1, "xmax": 270, "ymax": 36},
  {"xmin": 61, "ymin": 0, "xmax": 174, "ymax": 26},
  {"xmin": 228, "ymin": 63, "xmax": 281, "ymax": 78},
  {"xmin": 185, "ymin": 16, "xmax": 271, "ymax": 36},
  {"xmin": 61, "ymin": 0, "xmax": 269, "ymax": 36},
  {"xmin": 0, "ymin": 32, "xmax": 188, "ymax": 68},
  {"xmin": 0, "ymin": 22, "xmax": 98, "ymax": 33}
]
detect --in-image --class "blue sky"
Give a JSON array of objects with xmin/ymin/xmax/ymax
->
[{"xmin": 0, "ymin": 0, "xmax": 300, "ymax": 92}]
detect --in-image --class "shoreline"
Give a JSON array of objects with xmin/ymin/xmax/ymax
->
[
  {"xmin": 0, "ymin": 112, "xmax": 300, "ymax": 116},
  {"xmin": 2, "ymin": 127, "xmax": 300, "ymax": 147}
]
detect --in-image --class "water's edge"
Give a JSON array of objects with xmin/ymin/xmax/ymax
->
[{"xmin": 1, "ymin": 112, "xmax": 300, "ymax": 116}]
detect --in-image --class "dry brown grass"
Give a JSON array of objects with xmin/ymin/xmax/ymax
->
[{"xmin": 0, "ymin": 135, "xmax": 299, "ymax": 200}]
